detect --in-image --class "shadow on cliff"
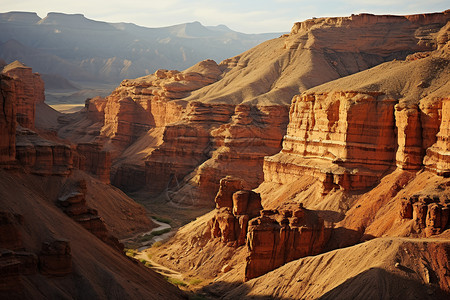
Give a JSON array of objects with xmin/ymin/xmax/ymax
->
[
  {"xmin": 326, "ymin": 226, "xmax": 375, "ymax": 251},
  {"xmin": 318, "ymin": 267, "xmax": 450, "ymax": 300},
  {"xmin": 198, "ymin": 280, "xmax": 291, "ymax": 300},
  {"xmin": 198, "ymin": 268, "xmax": 450, "ymax": 300}
]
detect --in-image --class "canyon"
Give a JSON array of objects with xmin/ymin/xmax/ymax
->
[{"xmin": 1, "ymin": 9, "xmax": 450, "ymax": 300}]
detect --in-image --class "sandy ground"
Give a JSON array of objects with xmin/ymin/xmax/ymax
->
[{"xmin": 50, "ymin": 103, "xmax": 85, "ymax": 113}]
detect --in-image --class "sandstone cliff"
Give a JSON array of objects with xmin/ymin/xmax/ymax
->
[
  {"xmin": 0, "ymin": 74, "xmax": 16, "ymax": 165},
  {"xmin": 2, "ymin": 61, "xmax": 44, "ymax": 130},
  {"xmin": 146, "ymin": 13, "xmax": 450, "ymax": 293},
  {"xmin": 57, "ymin": 12, "xmax": 450, "ymax": 207}
]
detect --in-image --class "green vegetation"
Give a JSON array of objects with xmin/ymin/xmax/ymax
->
[
  {"xmin": 124, "ymin": 248, "xmax": 137, "ymax": 257},
  {"xmin": 151, "ymin": 228, "xmax": 171, "ymax": 236},
  {"xmin": 189, "ymin": 278, "xmax": 203, "ymax": 286},
  {"xmin": 144, "ymin": 261, "xmax": 153, "ymax": 268},
  {"xmin": 152, "ymin": 241, "xmax": 163, "ymax": 248},
  {"xmin": 151, "ymin": 215, "xmax": 172, "ymax": 224},
  {"xmin": 167, "ymin": 277, "xmax": 187, "ymax": 287},
  {"xmin": 135, "ymin": 228, "xmax": 171, "ymax": 243}
]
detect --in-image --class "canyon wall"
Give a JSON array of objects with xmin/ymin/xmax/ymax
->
[
  {"xmin": 0, "ymin": 74, "xmax": 16, "ymax": 165},
  {"xmin": 2, "ymin": 61, "xmax": 44, "ymax": 130},
  {"xmin": 424, "ymin": 98, "xmax": 450, "ymax": 176}
]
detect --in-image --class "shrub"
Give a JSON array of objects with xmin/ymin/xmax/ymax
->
[{"xmin": 167, "ymin": 277, "xmax": 187, "ymax": 287}]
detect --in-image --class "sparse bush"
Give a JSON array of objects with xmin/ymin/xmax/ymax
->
[
  {"xmin": 189, "ymin": 278, "xmax": 203, "ymax": 286},
  {"xmin": 152, "ymin": 241, "xmax": 163, "ymax": 248},
  {"xmin": 125, "ymin": 248, "xmax": 137, "ymax": 257},
  {"xmin": 167, "ymin": 277, "xmax": 187, "ymax": 287},
  {"xmin": 152, "ymin": 215, "xmax": 172, "ymax": 224},
  {"xmin": 144, "ymin": 261, "xmax": 153, "ymax": 267},
  {"xmin": 152, "ymin": 228, "xmax": 171, "ymax": 236}
]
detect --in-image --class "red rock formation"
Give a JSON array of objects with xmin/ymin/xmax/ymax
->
[
  {"xmin": 86, "ymin": 96, "xmax": 107, "ymax": 123},
  {"xmin": 76, "ymin": 143, "xmax": 111, "ymax": 183},
  {"xmin": 0, "ymin": 212, "xmax": 23, "ymax": 250},
  {"xmin": 206, "ymin": 177, "xmax": 330, "ymax": 280},
  {"xmin": 424, "ymin": 98, "xmax": 450, "ymax": 176},
  {"xmin": 395, "ymin": 104, "xmax": 423, "ymax": 170},
  {"xmin": 265, "ymin": 91, "xmax": 397, "ymax": 193},
  {"xmin": 100, "ymin": 60, "xmax": 221, "ymax": 150},
  {"xmin": 0, "ymin": 74, "xmax": 16, "ymax": 165},
  {"xmin": 245, "ymin": 203, "xmax": 332, "ymax": 281},
  {"xmin": 214, "ymin": 177, "xmax": 245, "ymax": 209},
  {"xmin": 39, "ymin": 239, "xmax": 72, "ymax": 276},
  {"xmin": 57, "ymin": 180, "xmax": 123, "ymax": 251},
  {"xmin": 399, "ymin": 194, "xmax": 450, "ymax": 237},
  {"xmin": 287, "ymin": 12, "xmax": 449, "ymax": 54},
  {"xmin": 2, "ymin": 61, "xmax": 45, "ymax": 130},
  {"xmin": 209, "ymin": 177, "xmax": 262, "ymax": 246},
  {"xmin": 15, "ymin": 127, "xmax": 74, "ymax": 176}
]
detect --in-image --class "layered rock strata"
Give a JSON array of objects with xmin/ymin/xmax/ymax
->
[
  {"xmin": 15, "ymin": 127, "xmax": 73, "ymax": 176},
  {"xmin": 424, "ymin": 98, "xmax": 450, "ymax": 176},
  {"xmin": 209, "ymin": 177, "xmax": 262, "ymax": 246},
  {"xmin": 399, "ymin": 194, "xmax": 450, "ymax": 237},
  {"xmin": 38, "ymin": 239, "xmax": 72, "ymax": 276},
  {"xmin": 76, "ymin": 143, "xmax": 111, "ymax": 183},
  {"xmin": 245, "ymin": 204, "xmax": 332, "ymax": 280},
  {"xmin": 265, "ymin": 91, "xmax": 398, "ymax": 193},
  {"xmin": 207, "ymin": 177, "xmax": 331, "ymax": 281},
  {"xmin": 0, "ymin": 74, "xmax": 16, "ymax": 165},
  {"xmin": 286, "ymin": 12, "xmax": 449, "ymax": 55},
  {"xmin": 1, "ymin": 61, "xmax": 45, "ymax": 130},
  {"xmin": 100, "ymin": 60, "xmax": 221, "ymax": 149},
  {"xmin": 57, "ymin": 180, "xmax": 123, "ymax": 251}
]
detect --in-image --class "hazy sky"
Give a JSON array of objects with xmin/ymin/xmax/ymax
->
[{"xmin": 2, "ymin": 0, "xmax": 449, "ymax": 33}]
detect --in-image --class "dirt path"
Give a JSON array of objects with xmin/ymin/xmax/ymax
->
[{"xmin": 135, "ymin": 251, "xmax": 183, "ymax": 280}]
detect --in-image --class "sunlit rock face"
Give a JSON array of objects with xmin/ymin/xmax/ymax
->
[{"xmin": 2, "ymin": 61, "xmax": 44, "ymax": 130}]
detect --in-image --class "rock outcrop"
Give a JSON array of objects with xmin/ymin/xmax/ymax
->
[
  {"xmin": 209, "ymin": 177, "xmax": 262, "ymax": 246},
  {"xmin": 1, "ymin": 61, "xmax": 45, "ymax": 130},
  {"xmin": 399, "ymin": 194, "xmax": 450, "ymax": 237},
  {"xmin": 207, "ymin": 177, "xmax": 331, "ymax": 280},
  {"xmin": 0, "ymin": 74, "xmax": 16, "ymax": 165},
  {"xmin": 57, "ymin": 180, "xmax": 123, "ymax": 251},
  {"xmin": 15, "ymin": 127, "xmax": 74, "ymax": 176},
  {"xmin": 38, "ymin": 239, "xmax": 72, "ymax": 276},
  {"xmin": 245, "ymin": 203, "xmax": 332, "ymax": 280},
  {"xmin": 76, "ymin": 143, "xmax": 111, "ymax": 183},
  {"xmin": 100, "ymin": 59, "xmax": 221, "ymax": 149},
  {"xmin": 424, "ymin": 98, "xmax": 450, "ymax": 176}
]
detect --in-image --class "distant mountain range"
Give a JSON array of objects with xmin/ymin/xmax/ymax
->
[{"xmin": 0, "ymin": 11, "xmax": 283, "ymax": 91}]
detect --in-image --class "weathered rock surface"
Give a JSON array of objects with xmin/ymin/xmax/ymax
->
[
  {"xmin": 57, "ymin": 179, "xmax": 123, "ymax": 251},
  {"xmin": 209, "ymin": 177, "xmax": 262, "ymax": 246},
  {"xmin": 76, "ymin": 143, "xmax": 111, "ymax": 183},
  {"xmin": 0, "ymin": 211, "xmax": 23, "ymax": 250},
  {"xmin": 207, "ymin": 177, "xmax": 330, "ymax": 280},
  {"xmin": 263, "ymin": 21, "xmax": 450, "ymax": 196},
  {"xmin": 100, "ymin": 59, "xmax": 221, "ymax": 150},
  {"xmin": 1, "ymin": 61, "xmax": 44, "ymax": 129},
  {"xmin": 0, "ymin": 74, "xmax": 16, "ymax": 165},
  {"xmin": 399, "ymin": 194, "xmax": 450, "ymax": 237},
  {"xmin": 15, "ymin": 127, "xmax": 74, "ymax": 176},
  {"xmin": 424, "ymin": 98, "xmax": 450, "ymax": 176},
  {"xmin": 245, "ymin": 203, "xmax": 332, "ymax": 280},
  {"xmin": 38, "ymin": 239, "xmax": 72, "ymax": 276}
]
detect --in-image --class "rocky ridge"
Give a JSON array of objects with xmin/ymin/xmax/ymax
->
[
  {"xmin": 58, "ymin": 11, "xmax": 450, "ymax": 207},
  {"xmin": 146, "ymin": 12, "xmax": 450, "ymax": 296}
]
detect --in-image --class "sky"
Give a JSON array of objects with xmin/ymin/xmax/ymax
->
[{"xmin": 2, "ymin": 0, "xmax": 449, "ymax": 33}]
